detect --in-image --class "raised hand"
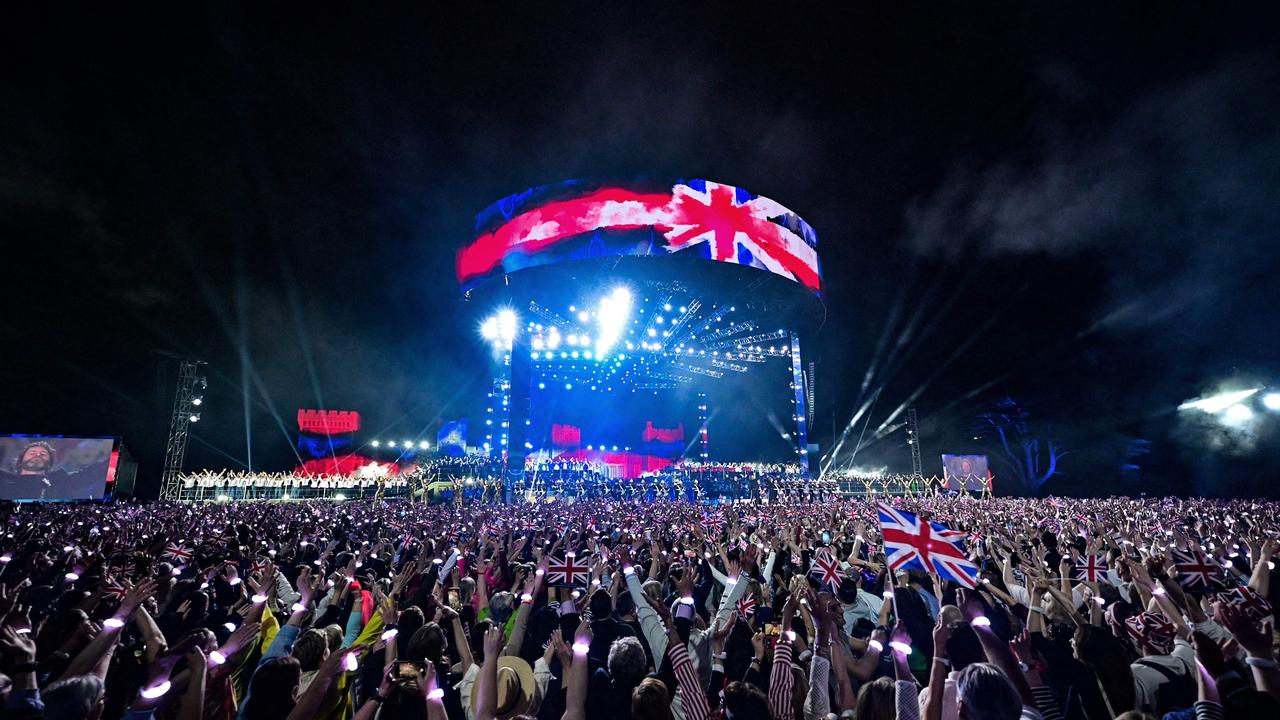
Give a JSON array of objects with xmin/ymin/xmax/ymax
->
[{"xmin": 482, "ymin": 624, "xmax": 504, "ymax": 659}]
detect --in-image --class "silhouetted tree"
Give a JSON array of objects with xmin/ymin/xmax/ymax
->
[{"xmin": 973, "ymin": 397, "xmax": 1066, "ymax": 493}]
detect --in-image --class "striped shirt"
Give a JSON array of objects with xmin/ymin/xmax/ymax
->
[
  {"xmin": 769, "ymin": 640, "xmax": 795, "ymax": 719},
  {"xmin": 669, "ymin": 641, "xmax": 711, "ymax": 720}
]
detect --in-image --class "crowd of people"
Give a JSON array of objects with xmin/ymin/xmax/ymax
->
[{"xmin": 2, "ymin": 494, "xmax": 1275, "ymax": 720}]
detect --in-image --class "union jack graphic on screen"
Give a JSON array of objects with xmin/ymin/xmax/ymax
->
[
  {"xmin": 877, "ymin": 504, "xmax": 978, "ymax": 588},
  {"xmin": 458, "ymin": 179, "xmax": 822, "ymax": 294}
]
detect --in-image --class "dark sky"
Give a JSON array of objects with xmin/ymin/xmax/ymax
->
[{"xmin": 3, "ymin": 4, "xmax": 1279, "ymax": 497}]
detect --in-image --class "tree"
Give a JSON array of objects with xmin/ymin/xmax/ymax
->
[{"xmin": 973, "ymin": 398, "xmax": 1066, "ymax": 493}]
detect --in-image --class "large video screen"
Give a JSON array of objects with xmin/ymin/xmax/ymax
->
[
  {"xmin": 0, "ymin": 436, "xmax": 115, "ymax": 501},
  {"xmin": 459, "ymin": 179, "xmax": 822, "ymax": 294}
]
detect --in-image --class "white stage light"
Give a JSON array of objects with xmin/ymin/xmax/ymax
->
[
  {"xmin": 546, "ymin": 330, "xmax": 561, "ymax": 349},
  {"xmin": 1264, "ymin": 393, "xmax": 1280, "ymax": 411},
  {"xmin": 419, "ymin": 441, "xmax": 430, "ymax": 449},
  {"xmin": 497, "ymin": 309, "xmax": 517, "ymax": 343},
  {"xmin": 189, "ymin": 414, "xmax": 200, "ymax": 422},
  {"xmin": 403, "ymin": 440, "xmax": 413, "ymax": 448},
  {"xmin": 371, "ymin": 440, "xmax": 380, "ymax": 447},
  {"xmin": 567, "ymin": 334, "xmax": 579, "ymax": 345},
  {"xmin": 578, "ymin": 311, "xmax": 590, "ymax": 323},
  {"xmin": 387, "ymin": 440, "xmax": 397, "ymax": 447},
  {"xmin": 1223, "ymin": 404, "xmax": 1253, "ymax": 426},
  {"xmin": 595, "ymin": 286, "xmax": 632, "ymax": 357},
  {"xmin": 1178, "ymin": 388, "xmax": 1259, "ymax": 413},
  {"xmin": 192, "ymin": 397, "xmax": 203, "ymax": 406},
  {"xmin": 480, "ymin": 316, "xmax": 499, "ymax": 341}
]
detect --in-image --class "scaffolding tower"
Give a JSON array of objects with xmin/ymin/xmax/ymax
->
[
  {"xmin": 906, "ymin": 406, "xmax": 923, "ymax": 480},
  {"xmin": 159, "ymin": 359, "xmax": 207, "ymax": 501}
]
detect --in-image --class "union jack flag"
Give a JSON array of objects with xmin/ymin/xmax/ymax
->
[
  {"xmin": 163, "ymin": 543, "xmax": 193, "ymax": 563},
  {"xmin": 1171, "ymin": 549, "xmax": 1224, "ymax": 592},
  {"xmin": 809, "ymin": 548, "xmax": 845, "ymax": 592},
  {"xmin": 546, "ymin": 554, "xmax": 590, "ymax": 587},
  {"xmin": 877, "ymin": 504, "xmax": 978, "ymax": 588},
  {"xmin": 250, "ymin": 559, "xmax": 270, "ymax": 576},
  {"xmin": 1217, "ymin": 586, "xmax": 1273, "ymax": 622},
  {"xmin": 736, "ymin": 595, "xmax": 757, "ymax": 617},
  {"xmin": 102, "ymin": 583, "xmax": 126, "ymax": 602},
  {"xmin": 1074, "ymin": 554, "xmax": 1108, "ymax": 583}
]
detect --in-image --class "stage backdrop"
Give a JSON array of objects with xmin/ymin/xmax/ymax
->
[
  {"xmin": 0, "ymin": 435, "xmax": 115, "ymax": 501},
  {"xmin": 941, "ymin": 454, "xmax": 990, "ymax": 493}
]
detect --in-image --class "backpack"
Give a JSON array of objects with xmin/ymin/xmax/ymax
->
[{"xmin": 1135, "ymin": 658, "xmax": 1196, "ymax": 715}]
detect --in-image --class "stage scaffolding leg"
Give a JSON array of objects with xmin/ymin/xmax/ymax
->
[{"xmin": 788, "ymin": 332, "xmax": 810, "ymax": 475}]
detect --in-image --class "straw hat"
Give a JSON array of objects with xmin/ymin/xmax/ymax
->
[{"xmin": 470, "ymin": 656, "xmax": 536, "ymax": 720}]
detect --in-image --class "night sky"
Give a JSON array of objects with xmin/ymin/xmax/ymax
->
[{"xmin": 3, "ymin": 4, "xmax": 1279, "ymax": 497}]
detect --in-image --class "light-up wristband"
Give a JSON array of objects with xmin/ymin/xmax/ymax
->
[
  {"xmin": 345, "ymin": 653, "xmax": 359, "ymax": 671},
  {"xmin": 140, "ymin": 681, "xmax": 171, "ymax": 699},
  {"xmin": 889, "ymin": 641, "xmax": 912, "ymax": 655},
  {"xmin": 971, "ymin": 616, "xmax": 992, "ymax": 627},
  {"xmin": 103, "ymin": 617, "xmax": 125, "ymax": 629},
  {"xmin": 572, "ymin": 642, "xmax": 589, "ymax": 655},
  {"xmin": 868, "ymin": 639, "xmax": 884, "ymax": 652}
]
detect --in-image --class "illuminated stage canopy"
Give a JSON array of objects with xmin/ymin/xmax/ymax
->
[{"xmin": 457, "ymin": 178, "xmax": 822, "ymax": 295}]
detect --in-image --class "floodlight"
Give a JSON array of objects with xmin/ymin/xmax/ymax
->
[
  {"xmin": 1178, "ymin": 388, "xmax": 1259, "ymax": 413},
  {"xmin": 1263, "ymin": 393, "xmax": 1280, "ymax": 411},
  {"xmin": 371, "ymin": 440, "xmax": 380, "ymax": 447}
]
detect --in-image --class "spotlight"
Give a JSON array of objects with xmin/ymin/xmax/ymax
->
[
  {"xmin": 189, "ymin": 414, "xmax": 200, "ymax": 423},
  {"xmin": 192, "ymin": 397, "xmax": 203, "ymax": 406},
  {"xmin": 1178, "ymin": 388, "xmax": 1259, "ymax": 413},
  {"xmin": 578, "ymin": 311, "xmax": 590, "ymax": 323},
  {"xmin": 497, "ymin": 309, "xmax": 517, "ymax": 343},
  {"xmin": 419, "ymin": 441, "xmax": 430, "ymax": 449},
  {"xmin": 371, "ymin": 440, "xmax": 380, "ymax": 447},
  {"xmin": 403, "ymin": 440, "xmax": 413, "ymax": 448},
  {"xmin": 480, "ymin": 316, "xmax": 499, "ymax": 341},
  {"xmin": 387, "ymin": 440, "xmax": 397, "ymax": 448},
  {"xmin": 1264, "ymin": 393, "xmax": 1280, "ymax": 411}
]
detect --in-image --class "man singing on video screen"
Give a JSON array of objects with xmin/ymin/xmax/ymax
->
[{"xmin": 0, "ymin": 440, "xmax": 108, "ymax": 501}]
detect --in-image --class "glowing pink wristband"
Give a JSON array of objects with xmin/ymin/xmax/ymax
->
[
  {"xmin": 140, "ymin": 681, "xmax": 171, "ymax": 699},
  {"xmin": 251, "ymin": 594, "xmax": 268, "ymax": 604},
  {"xmin": 572, "ymin": 641, "xmax": 589, "ymax": 655},
  {"xmin": 427, "ymin": 687, "xmax": 445, "ymax": 700},
  {"xmin": 868, "ymin": 639, "xmax": 884, "ymax": 652},
  {"xmin": 971, "ymin": 616, "xmax": 991, "ymax": 627},
  {"xmin": 209, "ymin": 650, "xmax": 227, "ymax": 665},
  {"xmin": 890, "ymin": 641, "xmax": 912, "ymax": 655},
  {"xmin": 103, "ymin": 617, "xmax": 125, "ymax": 629},
  {"xmin": 344, "ymin": 653, "xmax": 359, "ymax": 671}
]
